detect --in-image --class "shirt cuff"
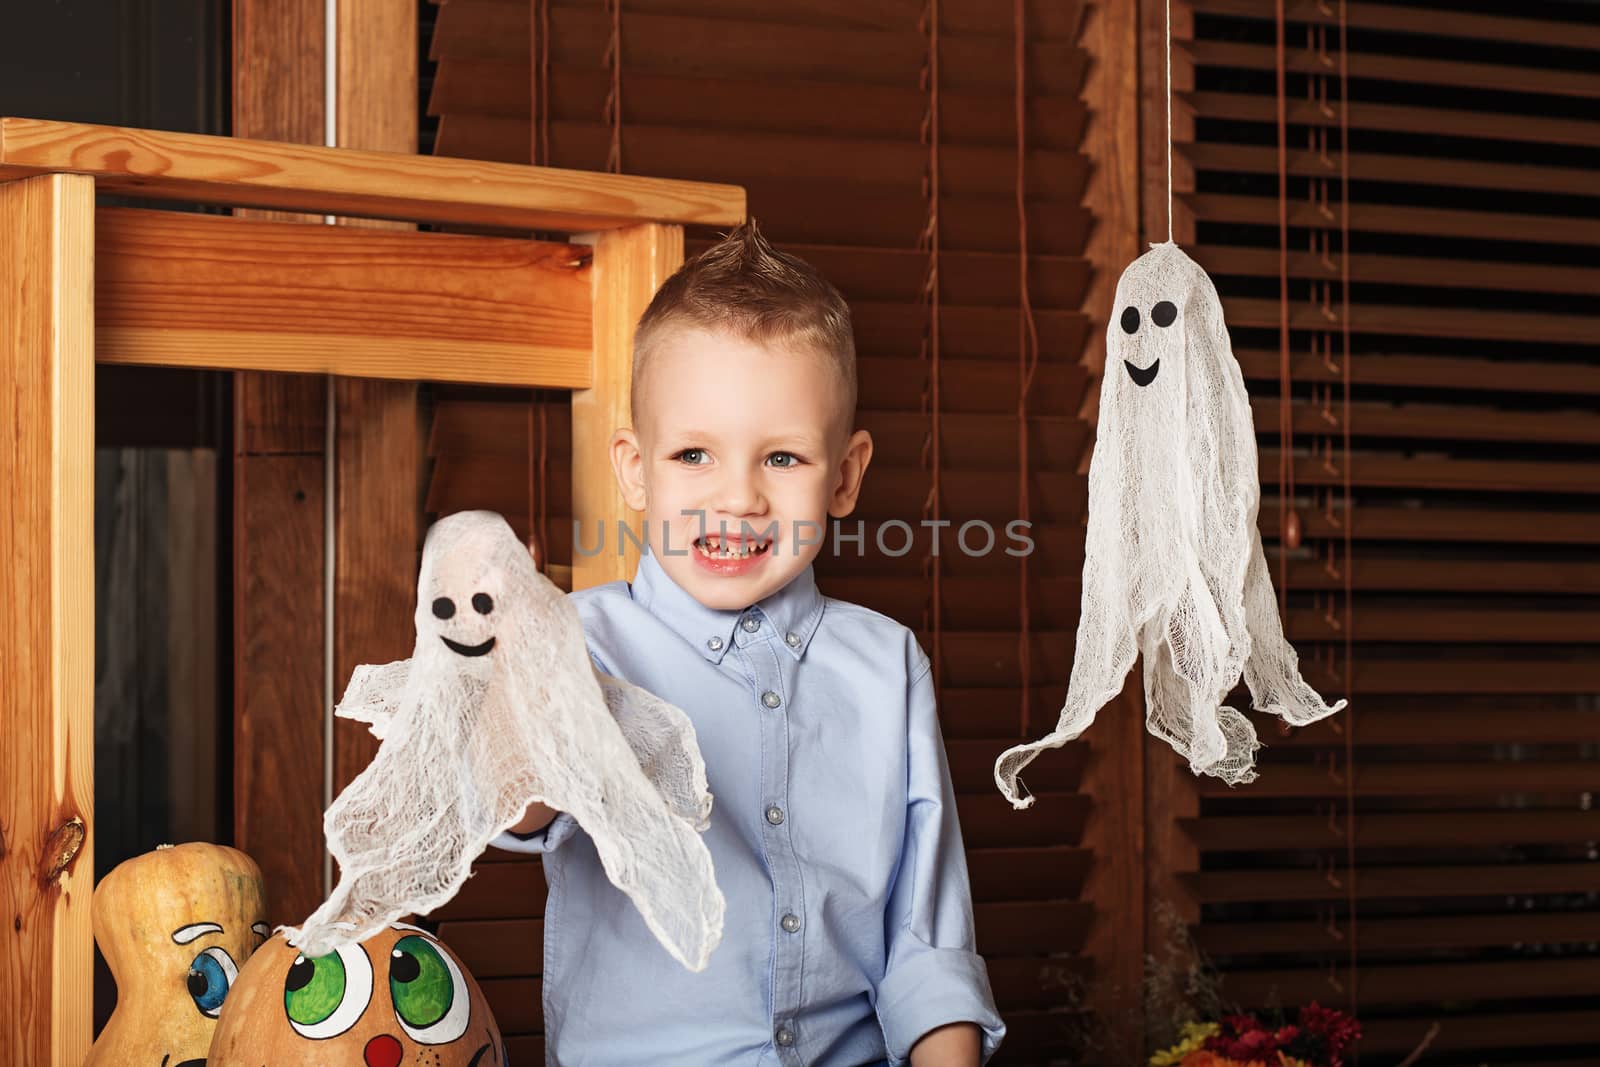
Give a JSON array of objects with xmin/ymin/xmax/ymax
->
[
  {"xmin": 876, "ymin": 941, "xmax": 1006, "ymax": 1065},
  {"xmin": 489, "ymin": 811, "xmax": 578, "ymax": 855}
]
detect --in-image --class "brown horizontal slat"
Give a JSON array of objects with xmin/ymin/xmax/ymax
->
[
  {"xmin": 1336, "ymin": 657, "xmax": 1600, "ymax": 695},
  {"xmin": 976, "ymin": 900, "xmax": 1090, "ymax": 956},
  {"xmin": 1222, "ymin": 957, "xmax": 1600, "ymax": 1010},
  {"xmin": 852, "ymin": 302, "xmax": 1089, "ymax": 362},
  {"xmin": 1236, "ymin": 347, "xmax": 1600, "ymax": 399},
  {"xmin": 957, "ymin": 792, "xmax": 1089, "ymax": 849},
  {"xmin": 1255, "ymin": 398, "xmax": 1600, "ymax": 447},
  {"xmin": 1357, "ymin": 1010, "xmax": 1600, "ymax": 1058},
  {"xmin": 1182, "ymin": 810, "xmax": 1600, "ymax": 851},
  {"xmin": 1190, "ymin": 0, "xmax": 1600, "ymax": 52},
  {"xmin": 1194, "ymin": 911, "xmax": 1600, "ymax": 956},
  {"xmin": 504, "ymin": 1036, "xmax": 545, "ymax": 1063},
  {"xmin": 96, "ymin": 207, "xmax": 592, "ymax": 386},
  {"xmin": 1259, "ymin": 502, "xmax": 1600, "ymax": 546},
  {"xmin": 852, "ymin": 468, "xmax": 1086, "ymax": 524},
  {"xmin": 1264, "ymin": 450, "xmax": 1600, "ymax": 495},
  {"xmin": 857, "ymin": 413, "xmax": 1087, "ymax": 471},
  {"xmin": 985, "ymin": 956, "xmax": 1091, "ymax": 1010},
  {"xmin": 741, "ymin": 176, "xmax": 1092, "ymax": 255},
  {"xmin": 1185, "ymin": 90, "xmax": 1600, "ymax": 149},
  {"xmin": 429, "ymin": 861, "xmax": 547, "ymax": 921},
  {"xmin": 1189, "ymin": 194, "xmax": 1600, "ymax": 256},
  {"xmin": 968, "ymin": 847, "xmax": 1090, "ymax": 903},
  {"xmin": 435, "ymin": 67, "xmax": 1091, "ymax": 153},
  {"xmin": 1287, "ymin": 606, "xmax": 1600, "ymax": 644},
  {"xmin": 543, "ymin": 122, "xmax": 1089, "ymax": 206},
  {"xmin": 479, "ymin": 976, "xmax": 542, "ymax": 1032},
  {"xmin": 860, "ymin": 357, "xmax": 1087, "ymax": 415},
  {"xmin": 1202, "ymin": 760, "xmax": 1600, "ymax": 799},
  {"xmin": 1183, "ymin": 38, "xmax": 1600, "ymax": 100},
  {"xmin": 929, "ymin": 685, "xmax": 1077, "ymax": 737},
  {"xmin": 849, "ymin": 575, "xmax": 1080, "ymax": 632},
  {"xmin": 789, "ymin": 245, "xmax": 1091, "ymax": 308},
  {"xmin": 543, "ymin": 8, "xmax": 1088, "ymax": 96},
  {"xmin": 1268, "ymin": 703, "xmax": 1600, "ymax": 747},
  {"xmin": 1182, "ymin": 143, "xmax": 1600, "ymax": 203},
  {"xmin": 436, "ymin": 918, "xmax": 543, "ymax": 978},
  {"xmin": 1284, "ymin": 557, "xmax": 1600, "ymax": 595},
  {"xmin": 927, "ymin": 633, "xmax": 1076, "ymax": 689},
  {"xmin": 1186, "ymin": 862, "xmax": 1600, "ymax": 904},
  {"xmin": 433, "ymin": 0, "xmax": 1087, "ymax": 53},
  {"xmin": 1196, "ymin": 238, "xmax": 1600, "ymax": 295},
  {"xmin": 0, "ymin": 116, "xmax": 744, "ymax": 229}
]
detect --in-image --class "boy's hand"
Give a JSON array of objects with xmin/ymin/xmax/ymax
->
[
  {"xmin": 909, "ymin": 1022, "xmax": 981, "ymax": 1067},
  {"xmin": 508, "ymin": 799, "xmax": 559, "ymax": 836}
]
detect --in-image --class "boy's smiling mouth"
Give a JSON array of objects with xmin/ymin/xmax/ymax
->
[
  {"xmin": 694, "ymin": 534, "xmax": 772, "ymax": 560},
  {"xmin": 691, "ymin": 533, "xmax": 775, "ymax": 577}
]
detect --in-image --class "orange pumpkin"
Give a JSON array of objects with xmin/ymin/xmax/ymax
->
[
  {"xmin": 209, "ymin": 923, "xmax": 506, "ymax": 1066},
  {"xmin": 87, "ymin": 842, "xmax": 269, "ymax": 1067}
]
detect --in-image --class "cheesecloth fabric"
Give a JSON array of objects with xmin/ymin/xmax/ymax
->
[
  {"xmin": 284, "ymin": 510, "xmax": 724, "ymax": 971},
  {"xmin": 994, "ymin": 243, "xmax": 1347, "ymax": 808}
]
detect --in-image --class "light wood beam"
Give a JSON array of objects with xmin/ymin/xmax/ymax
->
[{"xmin": 0, "ymin": 172, "xmax": 97, "ymax": 1067}]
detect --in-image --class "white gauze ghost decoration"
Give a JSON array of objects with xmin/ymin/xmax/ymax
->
[
  {"xmin": 995, "ymin": 242, "xmax": 1347, "ymax": 808},
  {"xmin": 285, "ymin": 510, "xmax": 725, "ymax": 971}
]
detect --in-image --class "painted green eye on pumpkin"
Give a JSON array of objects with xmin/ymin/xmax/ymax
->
[
  {"xmin": 283, "ymin": 942, "xmax": 373, "ymax": 1039},
  {"xmin": 389, "ymin": 933, "xmax": 471, "ymax": 1044},
  {"xmin": 390, "ymin": 936, "xmax": 453, "ymax": 1029},
  {"xmin": 284, "ymin": 952, "xmax": 344, "ymax": 1026}
]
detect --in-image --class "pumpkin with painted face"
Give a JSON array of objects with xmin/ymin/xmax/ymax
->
[
  {"xmin": 87, "ymin": 842, "xmax": 270, "ymax": 1067},
  {"xmin": 209, "ymin": 923, "xmax": 505, "ymax": 1066}
]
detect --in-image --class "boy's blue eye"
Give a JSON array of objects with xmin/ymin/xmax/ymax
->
[
  {"xmin": 677, "ymin": 448, "xmax": 706, "ymax": 465},
  {"xmin": 768, "ymin": 452, "xmax": 799, "ymax": 468}
]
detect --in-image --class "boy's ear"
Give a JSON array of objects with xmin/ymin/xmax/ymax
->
[
  {"xmin": 827, "ymin": 429, "xmax": 874, "ymax": 518},
  {"xmin": 609, "ymin": 427, "xmax": 649, "ymax": 512}
]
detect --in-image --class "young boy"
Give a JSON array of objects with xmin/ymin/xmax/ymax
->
[{"xmin": 493, "ymin": 221, "xmax": 1004, "ymax": 1066}]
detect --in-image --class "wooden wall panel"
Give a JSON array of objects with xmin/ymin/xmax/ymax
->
[{"xmin": 231, "ymin": 0, "xmax": 331, "ymax": 926}]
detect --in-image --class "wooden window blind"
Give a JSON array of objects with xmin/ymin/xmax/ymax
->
[{"xmin": 1172, "ymin": 1, "xmax": 1600, "ymax": 1062}]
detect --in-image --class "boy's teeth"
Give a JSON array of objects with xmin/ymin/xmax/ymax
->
[{"xmin": 697, "ymin": 538, "xmax": 769, "ymax": 559}]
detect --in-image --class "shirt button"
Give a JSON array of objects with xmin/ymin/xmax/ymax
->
[
  {"xmin": 765, "ymin": 805, "xmax": 785, "ymax": 826},
  {"xmin": 785, "ymin": 631, "xmax": 801, "ymax": 648},
  {"xmin": 776, "ymin": 1028, "xmax": 796, "ymax": 1048},
  {"xmin": 741, "ymin": 615, "xmax": 761, "ymax": 633},
  {"xmin": 761, "ymin": 690, "xmax": 782, "ymax": 709},
  {"xmin": 706, "ymin": 636, "xmax": 724, "ymax": 652},
  {"xmin": 781, "ymin": 913, "xmax": 801, "ymax": 933}
]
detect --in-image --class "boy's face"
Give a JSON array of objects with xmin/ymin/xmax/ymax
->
[{"xmin": 610, "ymin": 326, "xmax": 873, "ymax": 611}]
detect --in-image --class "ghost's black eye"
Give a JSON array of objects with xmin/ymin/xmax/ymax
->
[
  {"xmin": 472, "ymin": 593, "xmax": 494, "ymax": 615},
  {"xmin": 1152, "ymin": 300, "xmax": 1177, "ymax": 327},
  {"xmin": 432, "ymin": 597, "xmax": 455, "ymax": 620},
  {"xmin": 1120, "ymin": 306, "xmax": 1140, "ymax": 334}
]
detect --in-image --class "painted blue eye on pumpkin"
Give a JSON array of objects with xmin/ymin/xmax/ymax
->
[{"xmin": 187, "ymin": 946, "xmax": 239, "ymax": 1018}]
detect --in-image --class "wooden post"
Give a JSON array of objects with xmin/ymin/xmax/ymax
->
[
  {"xmin": 571, "ymin": 222, "xmax": 683, "ymax": 590},
  {"xmin": 0, "ymin": 172, "xmax": 97, "ymax": 1067}
]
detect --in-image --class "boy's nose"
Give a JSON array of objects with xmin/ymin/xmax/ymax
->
[{"xmin": 712, "ymin": 472, "xmax": 766, "ymax": 518}]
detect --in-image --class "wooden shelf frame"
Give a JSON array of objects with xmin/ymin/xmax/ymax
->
[{"xmin": 0, "ymin": 117, "xmax": 743, "ymax": 1066}]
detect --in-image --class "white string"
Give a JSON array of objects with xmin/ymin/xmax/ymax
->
[{"xmin": 1165, "ymin": 0, "xmax": 1173, "ymax": 244}]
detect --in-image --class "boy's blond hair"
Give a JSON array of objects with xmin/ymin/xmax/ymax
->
[{"xmin": 630, "ymin": 218, "xmax": 857, "ymax": 435}]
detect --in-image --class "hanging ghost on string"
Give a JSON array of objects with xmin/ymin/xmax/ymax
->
[
  {"xmin": 994, "ymin": 242, "xmax": 1347, "ymax": 809},
  {"xmin": 285, "ymin": 510, "xmax": 724, "ymax": 972}
]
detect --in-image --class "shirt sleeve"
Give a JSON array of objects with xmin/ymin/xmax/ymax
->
[{"xmin": 876, "ymin": 650, "xmax": 1006, "ymax": 1064}]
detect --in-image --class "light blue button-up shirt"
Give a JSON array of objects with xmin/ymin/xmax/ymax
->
[{"xmin": 493, "ymin": 545, "xmax": 1004, "ymax": 1066}]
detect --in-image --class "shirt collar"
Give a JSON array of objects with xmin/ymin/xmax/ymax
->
[{"xmin": 630, "ymin": 546, "xmax": 825, "ymax": 665}]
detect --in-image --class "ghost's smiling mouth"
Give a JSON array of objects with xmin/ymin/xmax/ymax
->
[
  {"xmin": 1123, "ymin": 358, "xmax": 1160, "ymax": 387},
  {"xmin": 442, "ymin": 635, "xmax": 497, "ymax": 657}
]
